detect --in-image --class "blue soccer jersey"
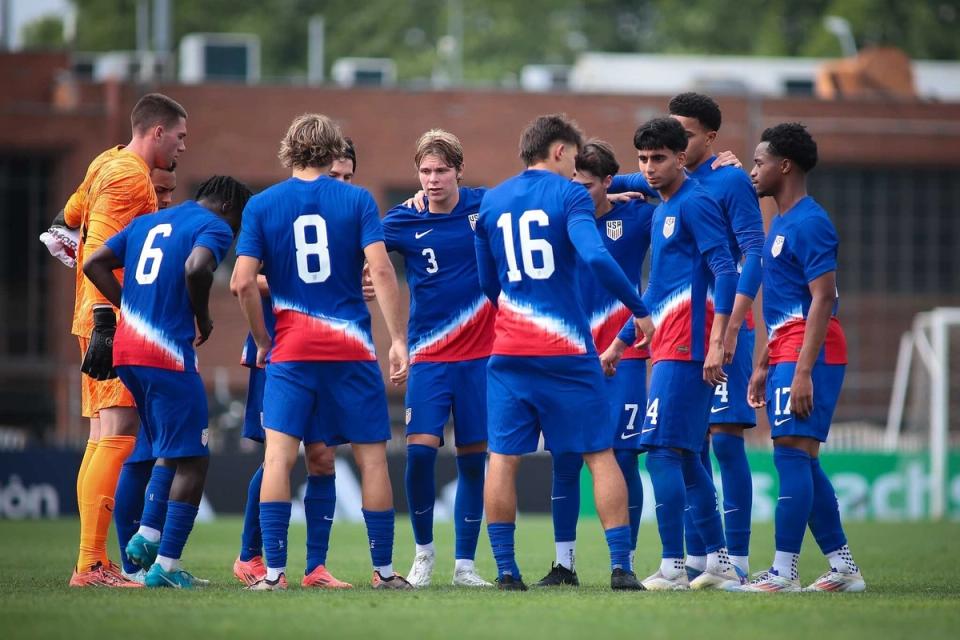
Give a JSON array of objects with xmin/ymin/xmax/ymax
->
[
  {"xmin": 108, "ymin": 200, "xmax": 233, "ymax": 372},
  {"xmin": 383, "ymin": 187, "xmax": 495, "ymax": 363},
  {"xmin": 240, "ymin": 296, "xmax": 276, "ymax": 367},
  {"xmin": 583, "ymin": 199, "xmax": 654, "ymax": 359},
  {"xmin": 762, "ymin": 196, "xmax": 847, "ymax": 365},
  {"xmin": 475, "ymin": 170, "xmax": 647, "ymax": 357},
  {"xmin": 235, "ymin": 176, "xmax": 383, "ymax": 363}
]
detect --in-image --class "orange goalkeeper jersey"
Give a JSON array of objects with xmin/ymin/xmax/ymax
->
[{"xmin": 65, "ymin": 146, "xmax": 157, "ymax": 338}]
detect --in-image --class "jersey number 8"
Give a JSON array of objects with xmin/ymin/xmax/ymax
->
[
  {"xmin": 496, "ymin": 210, "xmax": 555, "ymax": 282},
  {"xmin": 294, "ymin": 214, "xmax": 331, "ymax": 283},
  {"xmin": 135, "ymin": 223, "xmax": 172, "ymax": 285}
]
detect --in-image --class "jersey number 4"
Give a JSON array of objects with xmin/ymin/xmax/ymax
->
[
  {"xmin": 496, "ymin": 210, "xmax": 555, "ymax": 282},
  {"xmin": 135, "ymin": 223, "xmax": 172, "ymax": 285},
  {"xmin": 294, "ymin": 215, "xmax": 331, "ymax": 283}
]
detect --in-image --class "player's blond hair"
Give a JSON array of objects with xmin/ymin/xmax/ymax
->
[
  {"xmin": 414, "ymin": 129, "xmax": 464, "ymax": 171},
  {"xmin": 278, "ymin": 113, "xmax": 347, "ymax": 170}
]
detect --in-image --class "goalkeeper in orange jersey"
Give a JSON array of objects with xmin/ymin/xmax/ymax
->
[{"xmin": 65, "ymin": 92, "xmax": 188, "ymax": 587}]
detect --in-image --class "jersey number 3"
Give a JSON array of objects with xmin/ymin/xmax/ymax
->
[
  {"xmin": 135, "ymin": 223, "xmax": 172, "ymax": 285},
  {"xmin": 496, "ymin": 210, "xmax": 555, "ymax": 282},
  {"xmin": 294, "ymin": 214, "xmax": 331, "ymax": 283}
]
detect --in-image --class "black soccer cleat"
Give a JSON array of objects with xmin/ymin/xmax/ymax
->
[
  {"xmin": 610, "ymin": 567, "xmax": 646, "ymax": 591},
  {"xmin": 496, "ymin": 574, "xmax": 529, "ymax": 591},
  {"xmin": 534, "ymin": 563, "xmax": 579, "ymax": 587}
]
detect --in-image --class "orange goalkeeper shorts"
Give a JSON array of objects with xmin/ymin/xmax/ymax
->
[{"xmin": 78, "ymin": 336, "xmax": 136, "ymax": 418}]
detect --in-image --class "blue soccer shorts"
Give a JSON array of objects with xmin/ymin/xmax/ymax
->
[
  {"xmin": 608, "ymin": 358, "xmax": 648, "ymax": 451},
  {"xmin": 709, "ymin": 324, "xmax": 757, "ymax": 427},
  {"xmin": 242, "ymin": 365, "xmax": 266, "ymax": 443},
  {"xmin": 641, "ymin": 360, "xmax": 714, "ymax": 452},
  {"xmin": 126, "ymin": 426, "xmax": 156, "ymax": 464},
  {"xmin": 405, "ymin": 358, "xmax": 488, "ymax": 447},
  {"xmin": 766, "ymin": 361, "xmax": 845, "ymax": 442}
]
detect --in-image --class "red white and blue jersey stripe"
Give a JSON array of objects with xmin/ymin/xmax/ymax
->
[
  {"xmin": 762, "ymin": 196, "xmax": 847, "ymax": 365},
  {"xmin": 240, "ymin": 296, "xmax": 276, "ymax": 367},
  {"xmin": 383, "ymin": 187, "xmax": 494, "ymax": 363},
  {"xmin": 107, "ymin": 201, "xmax": 233, "ymax": 372},
  {"xmin": 235, "ymin": 176, "xmax": 383, "ymax": 363}
]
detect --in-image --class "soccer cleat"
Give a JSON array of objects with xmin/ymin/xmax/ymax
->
[
  {"xmin": 144, "ymin": 563, "xmax": 203, "ymax": 589},
  {"xmin": 121, "ymin": 568, "xmax": 147, "ymax": 585},
  {"xmin": 804, "ymin": 568, "xmax": 866, "ymax": 593},
  {"xmin": 690, "ymin": 564, "xmax": 743, "ymax": 590},
  {"xmin": 685, "ymin": 565, "xmax": 704, "ymax": 582},
  {"xmin": 69, "ymin": 562, "xmax": 144, "ymax": 588},
  {"xmin": 406, "ymin": 551, "xmax": 435, "ymax": 588},
  {"xmin": 533, "ymin": 563, "xmax": 579, "ymax": 587},
  {"xmin": 248, "ymin": 573, "xmax": 289, "ymax": 591},
  {"xmin": 641, "ymin": 569, "xmax": 690, "ymax": 591},
  {"xmin": 496, "ymin": 574, "xmax": 528, "ymax": 591},
  {"xmin": 452, "ymin": 566, "xmax": 493, "ymax": 587},
  {"xmin": 737, "ymin": 569, "xmax": 801, "ymax": 593},
  {"xmin": 610, "ymin": 568, "xmax": 645, "ymax": 591},
  {"xmin": 125, "ymin": 533, "xmax": 160, "ymax": 569},
  {"xmin": 233, "ymin": 555, "xmax": 267, "ymax": 586},
  {"xmin": 371, "ymin": 571, "xmax": 414, "ymax": 590},
  {"xmin": 302, "ymin": 565, "xmax": 353, "ymax": 589}
]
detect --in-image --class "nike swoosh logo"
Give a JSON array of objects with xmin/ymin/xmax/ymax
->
[
  {"xmin": 464, "ymin": 517, "xmax": 482, "ymax": 523},
  {"xmin": 778, "ymin": 496, "xmax": 792, "ymax": 501},
  {"xmin": 415, "ymin": 229, "xmax": 434, "ymax": 239},
  {"xmin": 655, "ymin": 503, "xmax": 664, "ymax": 509},
  {"xmin": 723, "ymin": 508, "xmax": 739, "ymax": 514},
  {"xmin": 620, "ymin": 431, "xmax": 642, "ymax": 440},
  {"xmin": 774, "ymin": 417, "xmax": 792, "ymax": 426},
  {"xmin": 551, "ymin": 496, "xmax": 566, "ymax": 501},
  {"xmin": 323, "ymin": 516, "xmax": 334, "ymax": 521},
  {"xmin": 414, "ymin": 508, "xmax": 432, "ymax": 515},
  {"xmin": 710, "ymin": 406, "xmax": 729, "ymax": 414},
  {"xmin": 641, "ymin": 427, "xmax": 657, "ymax": 434}
]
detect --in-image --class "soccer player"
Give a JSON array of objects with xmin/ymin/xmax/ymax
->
[
  {"xmin": 740, "ymin": 123, "xmax": 864, "ymax": 593},
  {"xmin": 65, "ymin": 93, "xmax": 187, "ymax": 587},
  {"xmin": 475, "ymin": 114, "xmax": 654, "ymax": 591},
  {"xmin": 614, "ymin": 117, "xmax": 740, "ymax": 590},
  {"xmin": 233, "ymin": 114, "xmax": 412, "ymax": 590},
  {"xmin": 535, "ymin": 140, "xmax": 654, "ymax": 587},
  {"xmin": 382, "ymin": 129, "xmax": 493, "ymax": 588},
  {"xmin": 83, "ymin": 175, "xmax": 253, "ymax": 588},
  {"xmin": 232, "ymin": 139, "xmax": 359, "ymax": 590}
]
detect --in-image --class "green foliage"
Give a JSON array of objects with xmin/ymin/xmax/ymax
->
[{"xmin": 20, "ymin": 16, "xmax": 67, "ymax": 50}]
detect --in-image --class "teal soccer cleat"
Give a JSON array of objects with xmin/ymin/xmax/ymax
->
[{"xmin": 125, "ymin": 533, "xmax": 159, "ymax": 570}]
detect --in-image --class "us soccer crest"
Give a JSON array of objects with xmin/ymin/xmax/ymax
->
[
  {"xmin": 405, "ymin": 408, "xmax": 412, "ymax": 425},
  {"xmin": 662, "ymin": 216, "xmax": 676, "ymax": 238},
  {"xmin": 606, "ymin": 219, "xmax": 623, "ymax": 241},
  {"xmin": 468, "ymin": 213, "xmax": 479, "ymax": 231},
  {"xmin": 771, "ymin": 235, "xmax": 785, "ymax": 257}
]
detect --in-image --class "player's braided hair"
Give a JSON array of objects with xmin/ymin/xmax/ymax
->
[
  {"xmin": 761, "ymin": 122, "xmax": 818, "ymax": 173},
  {"xmin": 195, "ymin": 175, "xmax": 253, "ymax": 213}
]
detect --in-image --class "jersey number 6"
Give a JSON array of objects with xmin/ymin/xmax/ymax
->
[{"xmin": 135, "ymin": 223, "xmax": 172, "ymax": 285}]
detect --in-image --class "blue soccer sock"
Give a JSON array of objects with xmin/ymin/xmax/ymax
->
[
  {"xmin": 156, "ymin": 500, "xmax": 198, "ymax": 568},
  {"xmin": 488, "ymin": 522, "xmax": 521, "ymax": 580},
  {"xmin": 604, "ymin": 525, "xmax": 632, "ymax": 571},
  {"xmin": 551, "ymin": 452, "xmax": 582, "ymax": 569},
  {"xmin": 645, "ymin": 448, "xmax": 686, "ymax": 561},
  {"xmin": 139, "ymin": 464, "xmax": 175, "ymax": 533},
  {"xmin": 772, "ymin": 446, "xmax": 814, "ymax": 579},
  {"xmin": 114, "ymin": 460, "xmax": 154, "ymax": 574},
  {"xmin": 260, "ymin": 501, "xmax": 292, "ymax": 571},
  {"xmin": 614, "ymin": 449, "xmax": 643, "ymax": 552},
  {"xmin": 454, "ymin": 452, "xmax": 486, "ymax": 561},
  {"xmin": 712, "ymin": 432, "xmax": 752, "ymax": 557},
  {"xmin": 681, "ymin": 449, "xmax": 726, "ymax": 554},
  {"xmin": 808, "ymin": 457, "xmax": 849, "ymax": 558},
  {"xmin": 405, "ymin": 444, "xmax": 437, "ymax": 548},
  {"xmin": 304, "ymin": 473, "xmax": 336, "ymax": 574},
  {"xmin": 239, "ymin": 465, "xmax": 264, "ymax": 561},
  {"xmin": 362, "ymin": 508, "xmax": 395, "ymax": 576},
  {"xmin": 683, "ymin": 437, "xmax": 710, "ymax": 562}
]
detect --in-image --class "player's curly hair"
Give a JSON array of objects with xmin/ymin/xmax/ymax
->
[
  {"xmin": 633, "ymin": 117, "xmax": 688, "ymax": 153},
  {"xmin": 761, "ymin": 122, "xmax": 818, "ymax": 173},
  {"xmin": 278, "ymin": 113, "xmax": 348, "ymax": 170},
  {"xmin": 414, "ymin": 129, "xmax": 464, "ymax": 171},
  {"xmin": 519, "ymin": 114, "xmax": 584, "ymax": 167},
  {"xmin": 668, "ymin": 92, "xmax": 722, "ymax": 132},
  {"xmin": 195, "ymin": 175, "xmax": 253, "ymax": 214},
  {"xmin": 575, "ymin": 139, "xmax": 620, "ymax": 178}
]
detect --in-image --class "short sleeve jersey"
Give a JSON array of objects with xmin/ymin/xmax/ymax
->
[
  {"xmin": 382, "ymin": 187, "xmax": 494, "ymax": 363},
  {"xmin": 762, "ymin": 196, "xmax": 847, "ymax": 365},
  {"xmin": 475, "ymin": 169, "xmax": 598, "ymax": 357},
  {"xmin": 107, "ymin": 201, "xmax": 233, "ymax": 372},
  {"xmin": 235, "ymin": 176, "xmax": 383, "ymax": 363}
]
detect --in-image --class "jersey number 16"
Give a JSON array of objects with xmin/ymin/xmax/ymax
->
[{"xmin": 496, "ymin": 210, "xmax": 555, "ymax": 282}]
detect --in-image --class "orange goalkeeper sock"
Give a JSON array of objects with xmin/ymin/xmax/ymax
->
[
  {"xmin": 77, "ymin": 435, "xmax": 135, "ymax": 571},
  {"xmin": 76, "ymin": 439, "xmax": 97, "ymax": 511}
]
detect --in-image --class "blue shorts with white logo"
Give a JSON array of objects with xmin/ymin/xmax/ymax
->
[
  {"xmin": 405, "ymin": 358, "xmax": 488, "ymax": 447},
  {"xmin": 709, "ymin": 324, "xmax": 757, "ymax": 427},
  {"xmin": 487, "ymin": 355, "xmax": 611, "ymax": 456},
  {"xmin": 641, "ymin": 360, "xmax": 713, "ymax": 453},
  {"xmin": 263, "ymin": 361, "xmax": 390, "ymax": 446},
  {"xmin": 116, "ymin": 365, "xmax": 209, "ymax": 459},
  {"xmin": 608, "ymin": 358, "xmax": 648, "ymax": 451},
  {"xmin": 766, "ymin": 362, "xmax": 845, "ymax": 442},
  {"xmin": 242, "ymin": 365, "xmax": 266, "ymax": 443}
]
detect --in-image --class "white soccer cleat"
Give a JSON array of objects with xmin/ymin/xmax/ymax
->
[
  {"xmin": 406, "ymin": 551, "xmax": 435, "ymax": 588},
  {"xmin": 690, "ymin": 564, "xmax": 743, "ymax": 590},
  {"xmin": 804, "ymin": 568, "xmax": 866, "ymax": 593},
  {"xmin": 641, "ymin": 569, "xmax": 690, "ymax": 591},
  {"xmin": 737, "ymin": 569, "xmax": 801, "ymax": 593},
  {"xmin": 121, "ymin": 568, "xmax": 147, "ymax": 585},
  {"xmin": 452, "ymin": 565, "xmax": 493, "ymax": 587}
]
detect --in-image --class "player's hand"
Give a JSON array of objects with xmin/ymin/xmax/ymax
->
[
  {"xmin": 255, "ymin": 338, "xmax": 272, "ymax": 368},
  {"xmin": 790, "ymin": 369, "xmax": 814, "ymax": 419},
  {"xmin": 599, "ymin": 338, "xmax": 627, "ymax": 377},
  {"xmin": 633, "ymin": 315, "xmax": 655, "ymax": 350},
  {"xmin": 403, "ymin": 190, "xmax": 427, "ymax": 212},
  {"xmin": 81, "ymin": 306, "xmax": 118, "ymax": 380},
  {"xmin": 747, "ymin": 366, "xmax": 767, "ymax": 408},
  {"xmin": 388, "ymin": 339, "xmax": 409, "ymax": 386},
  {"xmin": 195, "ymin": 315, "xmax": 213, "ymax": 346},
  {"xmin": 703, "ymin": 341, "xmax": 728, "ymax": 387},
  {"xmin": 361, "ymin": 263, "xmax": 376, "ymax": 301},
  {"xmin": 711, "ymin": 150, "xmax": 742, "ymax": 169},
  {"xmin": 608, "ymin": 191, "xmax": 646, "ymax": 204},
  {"xmin": 722, "ymin": 325, "xmax": 739, "ymax": 365},
  {"xmin": 39, "ymin": 226, "xmax": 80, "ymax": 268}
]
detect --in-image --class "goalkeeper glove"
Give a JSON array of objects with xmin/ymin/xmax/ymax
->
[
  {"xmin": 39, "ymin": 209, "xmax": 80, "ymax": 268},
  {"xmin": 80, "ymin": 306, "xmax": 118, "ymax": 380}
]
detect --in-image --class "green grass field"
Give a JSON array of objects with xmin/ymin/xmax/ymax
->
[{"xmin": 1, "ymin": 517, "xmax": 958, "ymax": 639}]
